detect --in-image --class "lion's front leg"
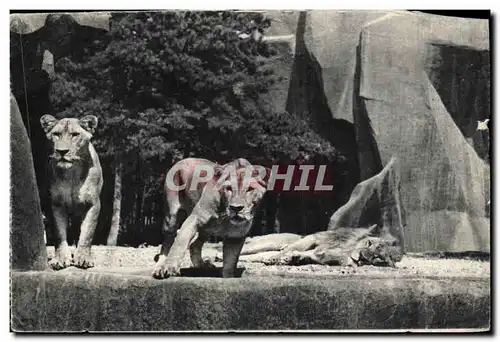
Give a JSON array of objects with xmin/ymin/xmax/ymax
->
[
  {"xmin": 189, "ymin": 234, "xmax": 216, "ymax": 269},
  {"xmin": 153, "ymin": 215, "xmax": 199, "ymax": 279},
  {"xmin": 222, "ymin": 237, "xmax": 246, "ymax": 278},
  {"xmin": 74, "ymin": 201, "xmax": 101, "ymax": 269},
  {"xmin": 268, "ymin": 249, "xmax": 316, "ymax": 266},
  {"xmin": 49, "ymin": 205, "xmax": 72, "ymax": 270}
]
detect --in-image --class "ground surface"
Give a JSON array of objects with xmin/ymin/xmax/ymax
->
[{"xmin": 47, "ymin": 245, "xmax": 490, "ymax": 280}]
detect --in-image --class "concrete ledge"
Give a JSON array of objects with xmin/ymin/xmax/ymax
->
[{"xmin": 11, "ymin": 270, "xmax": 490, "ymax": 331}]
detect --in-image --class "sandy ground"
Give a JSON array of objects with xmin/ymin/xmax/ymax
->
[{"xmin": 46, "ymin": 245, "xmax": 490, "ymax": 279}]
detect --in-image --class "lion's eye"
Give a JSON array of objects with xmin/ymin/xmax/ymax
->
[
  {"xmin": 52, "ymin": 132, "xmax": 61, "ymax": 139},
  {"xmin": 70, "ymin": 132, "xmax": 80, "ymax": 137}
]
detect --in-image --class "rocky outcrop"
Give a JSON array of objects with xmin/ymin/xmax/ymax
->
[
  {"xmin": 266, "ymin": 10, "xmax": 490, "ymax": 252},
  {"xmin": 357, "ymin": 14, "xmax": 490, "ymax": 252},
  {"xmin": 10, "ymin": 13, "xmax": 110, "ymax": 99},
  {"xmin": 10, "ymin": 93, "xmax": 47, "ymax": 271},
  {"xmin": 328, "ymin": 156, "xmax": 405, "ymax": 249}
]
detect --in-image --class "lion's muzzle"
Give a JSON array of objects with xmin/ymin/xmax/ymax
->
[
  {"xmin": 56, "ymin": 148, "xmax": 70, "ymax": 157},
  {"xmin": 229, "ymin": 215, "xmax": 247, "ymax": 225},
  {"xmin": 229, "ymin": 204, "xmax": 244, "ymax": 214},
  {"xmin": 52, "ymin": 149, "xmax": 73, "ymax": 166},
  {"xmin": 50, "ymin": 150, "xmax": 81, "ymax": 165},
  {"xmin": 228, "ymin": 204, "xmax": 249, "ymax": 224}
]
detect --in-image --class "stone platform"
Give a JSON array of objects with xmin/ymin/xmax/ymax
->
[{"xmin": 10, "ymin": 246, "xmax": 491, "ymax": 332}]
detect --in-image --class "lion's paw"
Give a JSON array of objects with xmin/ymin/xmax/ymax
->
[
  {"xmin": 73, "ymin": 249, "xmax": 94, "ymax": 269},
  {"xmin": 48, "ymin": 257, "xmax": 72, "ymax": 270},
  {"xmin": 276, "ymin": 251, "xmax": 300, "ymax": 265},
  {"xmin": 50, "ymin": 245, "xmax": 73, "ymax": 270},
  {"xmin": 153, "ymin": 253, "xmax": 160, "ymax": 263},
  {"xmin": 263, "ymin": 254, "xmax": 279, "ymax": 265},
  {"xmin": 214, "ymin": 252, "xmax": 223, "ymax": 262},
  {"xmin": 201, "ymin": 258, "xmax": 217, "ymax": 269},
  {"xmin": 152, "ymin": 260, "xmax": 181, "ymax": 279}
]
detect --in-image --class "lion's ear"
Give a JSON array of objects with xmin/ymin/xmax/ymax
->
[
  {"xmin": 40, "ymin": 114, "xmax": 58, "ymax": 133},
  {"xmin": 79, "ymin": 115, "xmax": 98, "ymax": 134},
  {"xmin": 252, "ymin": 167, "xmax": 268, "ymax": 188},
  {"xmin": 255, "ymin": 166, "xmax": 272, "ymax": 189}
]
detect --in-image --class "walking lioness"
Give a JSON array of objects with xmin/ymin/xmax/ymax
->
[
  {"xmin": 153, "ymin": 157, "xmax": 267, "ymax": 278},
  {"xmin": 40, "ymin": 114, "xmax": 103, "ymax": 270}
]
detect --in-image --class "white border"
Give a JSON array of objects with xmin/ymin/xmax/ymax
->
[
  {"xmin": 1, "ymin": 3, "xmax": 496, "ymax": 341},
  {"xmin": 2, "ymin": 1, "xmax": 499, "ymax": 10}
]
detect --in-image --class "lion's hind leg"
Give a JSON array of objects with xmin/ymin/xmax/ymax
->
[{"xmin": 156, "ymin": 190, "xmax": 187, "ymax": 263}]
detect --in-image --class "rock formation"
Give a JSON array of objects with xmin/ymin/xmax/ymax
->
[
  {"xmin": 328, "ymin": 156, "xmax": 405, "ymax": 250},
  {"xmin": 10, "ymin": 93, "xmax": 48, "ymax": 271}
]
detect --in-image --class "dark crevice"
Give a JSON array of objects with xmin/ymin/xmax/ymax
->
[{"xmin": 424, "ymin": 42, "xmax": 490, "ymax": 162}]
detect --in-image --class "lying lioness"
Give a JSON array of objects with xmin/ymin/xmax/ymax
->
[
  {"xmin": 153, "ymin": 158, "xmax": 268, "ymax": 278},
  {"xmin": 216, "ymin": 224, "xmax": 403, "ymax": 267}
]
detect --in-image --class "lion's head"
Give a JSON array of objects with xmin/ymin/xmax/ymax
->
[
  {"xmin": 40, "ymin": 114, "xmax": 98, "ymax": 169},
  {"xmin": 347, "ymin": 225, "xmax": 403, "ymax": 267},
  {"xmin": 307, "ymin": 225, "xmax": 403, "ymax": 267},
  {"xmin": 216, "ymin": 165, "xmax": 268, "ymax": 235}
]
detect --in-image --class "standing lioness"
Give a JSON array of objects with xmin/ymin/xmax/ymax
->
[{"xmin": 40, "ymin": 114, "xmax": 103, "ymax": 270}]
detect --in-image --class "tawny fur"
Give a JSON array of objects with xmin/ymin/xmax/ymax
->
[
  {"xmin": 153, "ymin": 157, "xmax": 267, "ymax": 279},
  {"xmin": 215, "ymin": 225, "xmax": 403, "ymax": 268},
  {"xmin": 40, "ymin": 114, "xmax": 103, "ymax": 270}
]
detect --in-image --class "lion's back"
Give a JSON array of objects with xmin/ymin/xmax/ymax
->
[
  {"xmin": 166, "ymin": 157, "xmax": 219, "ymax": 202},
  {"xmin": 313, "ymin": 228, "xmax": 368, "ymax": 249}
]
